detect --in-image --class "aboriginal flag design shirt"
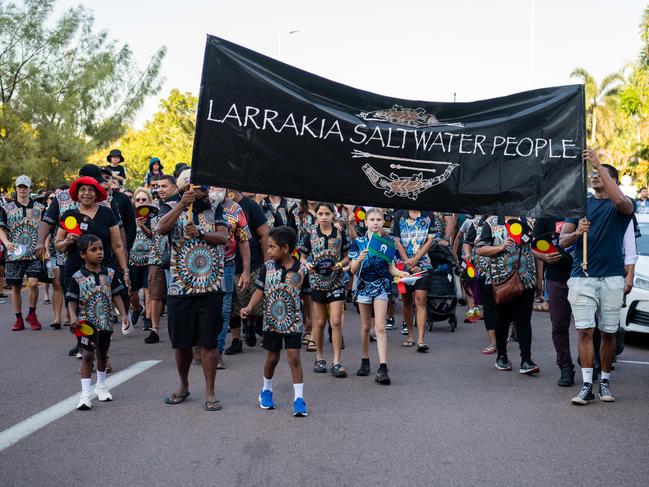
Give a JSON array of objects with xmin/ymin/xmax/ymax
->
[
  {"xmin": 66, "ymin": 266, "xmax": 123, "ymax": 332},
  {"xmin": 299, "ymin": 225, "xmax": 350, "ymax": 291},
  {"xmin": 0, "ymin": 198, "xmax": 44, "ymax": 261}
]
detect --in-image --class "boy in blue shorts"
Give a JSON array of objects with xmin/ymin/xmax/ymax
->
[{"xmin": 241, "ymin": 225, "xmax": 311, "ymax": 416}]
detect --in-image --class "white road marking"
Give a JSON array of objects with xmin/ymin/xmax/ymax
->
[
  {"xmin": 617, "ymin": 360, "xmax": 649, "ymax": 366},
  {"xmin": 0, "ymin": 360, "xmax": 160, "ymax": 452}
]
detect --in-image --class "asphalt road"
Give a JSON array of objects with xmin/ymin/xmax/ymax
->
[{"xmin": 0, "ymin": 290, "xmax": 648, "ymax": 487}]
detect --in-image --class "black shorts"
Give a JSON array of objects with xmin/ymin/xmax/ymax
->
[
  {"xmin": 311, "ymin": 287, "xmax": 345, "ymax": 304},
  {"xmin": 403, "ymin": 274, "xmax": 432, "ymax": 294},
  {"xmin": 5, "ymin": 260, "xmax": 42, "ymax": 286},
  {"xmin": 262, "ymin": 332, "xmax": 302, "ymax": 352},
  {"xmin": 167, "ymin": 293, "xmax": 224, "ymax": 349},
  {"xmin": 128, "ymin": 265, "xmax": 148, "ymax": 291},
  {"xmin": 80, "ymin": 330, "xmax": 112, "ymax": 353}
]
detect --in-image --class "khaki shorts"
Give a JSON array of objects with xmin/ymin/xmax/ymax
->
[
  {"xmin": 148, "ymin": 265, "xmax": 167, "ymax": 300},
  {"xmin": 232, "ymin": 268, "xmax": 263, "ymax": 318},
  {"xmin": 567, "ymin": 276, "xmax": 624, "ymax": 334}
]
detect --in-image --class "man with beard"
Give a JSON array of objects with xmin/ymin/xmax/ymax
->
[{"xmin": 156, "ymin": 183, "xmax": 229, "ymax": 411}]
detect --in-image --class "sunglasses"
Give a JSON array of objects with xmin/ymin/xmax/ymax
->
[{"xmin": 135, "ymin": 198, "xmax": 148, "ymax": 202}]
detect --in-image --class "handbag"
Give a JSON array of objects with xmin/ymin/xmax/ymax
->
[{"xmin": 492, "ymin": 246, "xmax": 524, "ymax": 305}]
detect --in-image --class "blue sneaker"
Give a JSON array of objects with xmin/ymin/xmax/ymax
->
[
  {"xmin": 293, "ymin": 397, "xmax": 308, "ymax": 417},
  {"xmin": 259, "ymin": 390, "xmax": 275, "ymax": 409}
]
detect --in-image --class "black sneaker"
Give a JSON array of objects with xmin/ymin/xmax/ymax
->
[
  {"xmin": 243, "ymin": 320, "xmax": 257, "ymax": 347},
  {"xmin": 558, "ymin": 365, "xmax": 575, "ymax": 387},
  {"xmin": 356, "ymin": 359, "xmax": 371, "ymax": 376},
  {"xmin": 400, "ymin": 321, "xmax": 408, "ymax": 335},
  {"xmin": 571, "ymin": 382, "xmax": 595, "ymax": 405},
  {"xmin": 519, "ymin": 359, "xmax": 540, "ymax": 375},
  {"xmin": 313, "ymin": 359, "xmax": 327, "ymax": 373},
  {"xmin": 142, "ymin": 318, "xmax": 152, "ymax": 331},
  {"xmin": 224, "ymin": 338, "xmax": 243, "ymax": 355},
  {"xmin": 68, "ymin": 343, "xmax": 79, "ymax": 356},
  {"xmin": 331, "ymin": 363, "xmax": 348, "ymax": 378},
  {"xmin": 144, "ymin": 331, "xmax": 159, "ymax": 344},
  {"xmin": 386, "ymin": 317, "xmax": 395, "ymax": 330},
  {"xmin": 375, "ymin": 366, "xmax": 391, "ymax": 385},
  {"xmin": 495, "ymin": 355, "xmax": 512, "ymax": 371},
  {"xmin": 599, "ymin": 379, "xmax": 615, "ymax": 402},
  {"xmin": 130, "ymin": 306, "xmax": 143, "ymax": 326}
]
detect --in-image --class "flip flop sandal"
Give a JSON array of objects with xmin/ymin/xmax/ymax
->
[
  {"xmin": 306, "ymin": 340, "xmax": 317, "ymax": 352},
  {"xmin": 416, "ymin": 343, "xmax": 429, "ymax": 353},
  {"xmin": 302, "ymin": 333, "xmax": 313, "ymax": 345},
  {"xmin": 164, "ymin": 391, "xmax": 191, "ymax": 405},
  {"xmin": 482, "ymin": 346, "xmax": 497, "ymax": 355},
  {"xmin": 204, "ymin": 400, "xmax": 223, "ymax": 411},
  {"xmin": 401, "ymin": 339, "xmax": 416, "ymax": 347},
  {"xmin": 50, "ymin": 322, "xmax": 61, "ymax": 329}
]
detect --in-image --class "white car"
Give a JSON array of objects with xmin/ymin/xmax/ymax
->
[{"xmin": 621, "ymin": 213, "xmax": 649, "ymax": 334}]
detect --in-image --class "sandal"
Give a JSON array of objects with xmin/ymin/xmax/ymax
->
[
  {"xmin": 204, "ymin": 399, "xmax": 223, "ymax": 411},
  {"xmin": 50, "ymin": 322, "xmax": 61, "ymax": 330},
  {"xmin": 313, "ymin": 359, "xmax": 327, "ymax": 373},
  {"xmin": 401, "ymin": 339, "xmax": 416, "ymax": 347},
  {"xmin": 164, "ymin": 390, "xmax": 190, "ymax": 404},
  {"xmin": 302, "ymin": 333, "xmax": 312, "ymax": 345},
  {"xmin": 43, "ymin": 298, "xmax": 51, "ymax": 305},
  {"xmin": 416, "ymin": 343, "xmax": 429, "ymax": 353},
  {"xmin": 331, "ymin": 363, "xmax": 348, "ymax": 378},
  {"xmin": 482, "ymin": 345, "xmax": 497, "ymax": 355},
  {"xmin": 306, "ymin": 340, "xmax": 317, "ymax": 352}
]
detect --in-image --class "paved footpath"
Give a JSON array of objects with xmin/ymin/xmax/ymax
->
[{"xmin": 0, "ymin": 292, "xmax": 648, "ymax": 486}]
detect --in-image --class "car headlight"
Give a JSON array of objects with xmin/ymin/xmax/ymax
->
[{"xmin": 634, "ymin": 274, "xmax": 649, "ymax": 291}]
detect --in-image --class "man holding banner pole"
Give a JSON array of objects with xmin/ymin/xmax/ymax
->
[{"xmin": 560, "ymin": 149, "xmax": 634, "ymax": 406}]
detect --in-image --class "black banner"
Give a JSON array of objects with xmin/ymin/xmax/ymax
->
[{"xmin": 191, "ymin": 35, "xmax": 586, "ymax": 217}]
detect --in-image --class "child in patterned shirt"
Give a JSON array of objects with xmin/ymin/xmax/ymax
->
[
  {"xmin": 66, "ymin": 234, "xmax": 128, "ymax": 411},
  {"xmin": 241, "ymin": 226, "xmax": 311, "ymax": 417}
]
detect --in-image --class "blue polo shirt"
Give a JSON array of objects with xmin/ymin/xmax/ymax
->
[{"xmin": 566, "ymin": 195, "xmax": 632, "ymax": 278}]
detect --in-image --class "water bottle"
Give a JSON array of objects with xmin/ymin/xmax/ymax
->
[{"xmin": 46, "ymin": 259, "xmax": 54, "ymax": 279}]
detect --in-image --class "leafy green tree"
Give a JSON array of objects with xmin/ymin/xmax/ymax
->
[
  {"xmin": 0, "ymin": 0, "xmax": 166, "ymax": 189},
  {"xmin": 88, "ymin": 89, "xmax": 197, "ymax": 188}
]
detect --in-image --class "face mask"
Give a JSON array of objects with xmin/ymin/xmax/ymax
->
[{"xmin": 210, "ymin": 190, "xmax": 226, "ymax": 203}]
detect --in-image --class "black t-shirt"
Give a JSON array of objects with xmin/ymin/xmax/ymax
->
[
  {"xmin": 63, "ymin": 205, "xmax": 118, "ymax": 276},
  {"xmin": 108, "ymin": 165, "xmax": 126, "ymax": 180},
  {"xmin": 235, "ymin": 196, "xmax": 267, "ymax": 274},
  {"xmin": 111, "ymin": 190, "xmax": 136, "ymax": 251},
  {"xmin": 532, "ymin": 217, "xmax": 573, "ymax": 282},
  {"xmin": 44, "ymin": 192, "xmax": 123, "ymax": 228}
]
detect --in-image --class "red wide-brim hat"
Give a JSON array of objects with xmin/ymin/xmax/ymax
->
[{"xmin": 69, "ymin": 176, "xmax": 108, "ymax": 202}]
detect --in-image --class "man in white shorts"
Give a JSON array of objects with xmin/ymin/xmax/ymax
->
[{"xmin": 560, "ymin": 149, "xmax": 634, "ymax": 405}]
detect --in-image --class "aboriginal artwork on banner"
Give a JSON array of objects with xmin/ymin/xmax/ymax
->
[
  {"xmin": 167, "ymin": 206, "xmax": 227, "ymax": 296},
  {"xmin": 0, "ymin": 200, "xmax": 44, "ymax": 260},
  {"xmin": 258, "ymin": 261, "xmax": 309, "ymax": 335},
  {"xmin": 191, "ymin": 36, "xmax": 586, "ymax": 218}
]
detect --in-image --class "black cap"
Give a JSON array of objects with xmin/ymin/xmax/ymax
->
[
  {"xmin": 107, "ymin": 149, "xmax": 124, "ymax": 163},
  {"xmin": 78, "ymin": 164, "xmax": 107, "ymax": 184}
]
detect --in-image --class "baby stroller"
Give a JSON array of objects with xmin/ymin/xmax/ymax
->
[{"xmin": 425, "ymin": 245, "xmax": 458, "ymax": 332}]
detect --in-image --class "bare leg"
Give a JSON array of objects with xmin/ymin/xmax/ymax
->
[
  {"xmin": 80, "ymin": 350, "xmax": 94, "ymax": 379},
  {"xmin": 95, "ymin": 348, "xmax": 108, "ymax": 372},
  {"xmin": 599, "ymin": 330, "xmax": 616, "ymax": 374},
  {"xmin": 286, "ymin": 349, "xmax": 304, "ymax": 384},
  {"xmin": 415, "ymin": 290, "xmax": 428, "ymax": 344},
  {"xmin": 199, "ymin": 347, "xmax": 218, "ymax": 402},
  {"xmin": 151, "ymin": 299, "xmax": 162, "ymax": 333},
  {"xmin": 401, "ymin": 292, "xmax": 414, "ymax": 341},
  {"xmin": 329, "ymin": 301, "xmax": 345, "ymax": 365},
  {"xmin": 577, "ymin": 328, "xmax": 595, "ymax": 368},
  {"xmin": 358, "ymin": 303, "xmax": 373, "ymax": 359},
  {"xmin": 264, "ymin": 351, "xmax": 281, "ymax": 380},
  {"xmin": 11, "ymin": 284, "xmax": 22, "ymax": 314},
  {"xmin": 311, "ymin": 302, "xmax": 327, "ymax": 361},
  {"xmin": 52, "ymin": 268, "xmax": 63, "ymax": 323},
  {"xmin": 373, "ymin": 299, "xmax": 389, "ymax": 364},
  {"xmin": 173, "ymin": 348, "xmax": 193, "ymax": 395},
  {"xmin": 27, "ymin": 278, "xmax": 39, "ymax": 309}
]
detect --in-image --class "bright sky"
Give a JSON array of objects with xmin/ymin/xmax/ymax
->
[{"xmin": 56, "ymin": 0, "xmax": 647, "ymax": 128}]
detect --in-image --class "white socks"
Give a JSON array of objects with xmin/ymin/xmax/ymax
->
[
  {"xmin": 81, "ymin": 378, "xmax": 92, "ymax": 394},
  {"xmin": 601, "ymin": 371, "xmax": 611, "ymax": 382},
  {"xmin": 96, "ymin": 371, "xmax": 106, "ymax": 385},
  {"xmin": 582, "ymin": 368, "xmax": 593, "ymax": 385},
  {"xmin": 293, "ymin": 383, "xmax": 303, "ymax": 400},
  {"xmin": 262, "ymin": 377, "xmax": 273, "ymax": 392}
]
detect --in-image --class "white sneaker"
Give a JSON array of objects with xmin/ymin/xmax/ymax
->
[
  {"xmin": 121, "ymin": 319, "xmax": 133, "ymax": 336},
  {"xmin": 77, "ymin": 391, "xmax": 92, "ymax": 410},
  {"xmin": 94, "ymin": 383, "xmax": 113, "ymax": 402},
  {"xmin": 76, "ymin": 351, "xmax": 82, "ymax": 359}
]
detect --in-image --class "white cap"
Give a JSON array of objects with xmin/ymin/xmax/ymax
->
[{"xmin": 15, "ymin": 175, "xmax": 32, "ymax": 188}]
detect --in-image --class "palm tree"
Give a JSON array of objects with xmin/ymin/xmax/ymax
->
[{"xmin": 570, "ymin": 68, "xmax": 624, "ymax": 145}]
